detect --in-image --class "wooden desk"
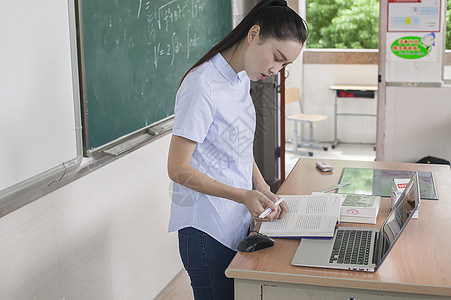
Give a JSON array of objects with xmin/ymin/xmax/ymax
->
[
  {"xmin": 329, "ymin": 85, "xmax": 378, "ymax": 149},
  {"xmin": 226, "ymin": 158, "xmax": 451, "ymax": 299}
]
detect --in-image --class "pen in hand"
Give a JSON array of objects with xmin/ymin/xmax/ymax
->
[{"xmin": 259, "ymin": 197, "xmax": 285, "ymax": 219}]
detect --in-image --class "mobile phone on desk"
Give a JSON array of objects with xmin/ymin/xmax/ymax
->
[{"xmin": 316, "ymin": 161, "xmax": 333, "ymax": 172}]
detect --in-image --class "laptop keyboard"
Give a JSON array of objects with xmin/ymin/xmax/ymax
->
[{"xmin": 329, "ymin": 229, "xmax": 372, "ymax": 265}]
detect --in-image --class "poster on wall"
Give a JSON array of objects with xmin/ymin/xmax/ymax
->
[
  {"xmin": 389, "ymin": 32, "xmax": 438, "ymax": 61},
  {"xmin": 385, "ymin": 0, "xmax": 444, "ymax": 83},
  {"xmin": 387, "ymin": 0, "xmax": 441, "ymax": 32}
]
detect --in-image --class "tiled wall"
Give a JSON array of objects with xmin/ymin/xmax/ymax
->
[
  {"xmin": 0, "ymin": 134, "xmax": 182, "ymax": 299},
  {"xmin": 385, "ymin": 86, "xmax": 451, "ymax": 162}
]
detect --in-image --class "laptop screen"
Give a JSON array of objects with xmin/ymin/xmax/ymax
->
[{"xmin": 375, "ymin": 172, "xmax": 420, "ymax": 267}]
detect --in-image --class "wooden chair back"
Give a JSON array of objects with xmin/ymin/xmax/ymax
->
[{"xmin": 285, "ymin": 87, "xmax": 301, "ymax": 104}]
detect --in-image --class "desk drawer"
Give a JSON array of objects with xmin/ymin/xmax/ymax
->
[
  {"xmin": 234, "ymin": 279, "xmax": 448, "ymax": 300},
  {"xmin": 261, "ymin": 283, "xmax": 447, "ymax": 300}
]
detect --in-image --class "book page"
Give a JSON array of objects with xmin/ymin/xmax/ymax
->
[
  {"xmin": 259, "ymin": 194, "xmax": 343, "ymax": 237},
  {"xmin": 284, "ymin": 194, "xmax": 342, "ymax": 215},
  {"xmin": 261, "ymin": 214, "xmax": 339, "ymax": 236}
]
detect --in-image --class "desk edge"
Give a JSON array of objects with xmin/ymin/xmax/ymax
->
[{"xmin": 225, "ymin": 268, "xmax": 451, "ymax": 297}]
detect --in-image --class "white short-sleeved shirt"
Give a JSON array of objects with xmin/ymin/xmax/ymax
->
[{"xmin": 168, "ymin": 53, "xmax": 255, "ymax": 250}]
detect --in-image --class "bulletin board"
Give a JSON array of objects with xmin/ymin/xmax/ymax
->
[
  {"xmin": 385, "ymin": 0, "xmax": 446, "ymax": 83},
  {"xmin": 387, "ymin": 0, "xmax": 441, "ymax": 32}
]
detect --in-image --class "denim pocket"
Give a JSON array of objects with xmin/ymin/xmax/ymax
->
[{"xmin": 178, "ymin": 232, "xmax": 190, "ymax": 270}]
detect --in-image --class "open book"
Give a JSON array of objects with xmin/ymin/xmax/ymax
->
[{"xmin": 259, "ymin": 194, "xmax": 344, "ymax": 238}]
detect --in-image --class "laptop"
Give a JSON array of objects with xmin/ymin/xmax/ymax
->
[{"xmin": 291, "ymin": 172, "xmax": 420, "ymax": 272}]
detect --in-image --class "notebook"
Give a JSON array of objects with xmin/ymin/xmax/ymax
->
[{"xmin": 291, "ymin": 172, "xmax": 420, "ymax": 272}]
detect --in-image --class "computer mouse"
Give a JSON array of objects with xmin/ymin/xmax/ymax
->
[{"xmin": 237, "ymin": 234, "xmax": 275, "ymax": 252}]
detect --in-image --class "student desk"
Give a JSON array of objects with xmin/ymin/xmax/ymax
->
[
  {"xmin": 329, "ymin": 85, "xmax": 378, "ymax": 148},
  {"xmin": 226, "ymin": 158, "xmax": 451, "ymax": 299}
]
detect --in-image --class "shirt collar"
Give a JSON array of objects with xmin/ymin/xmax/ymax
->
[{"xmin": 211, "ymin": 53, "xmax": 241, "ymax": 85}]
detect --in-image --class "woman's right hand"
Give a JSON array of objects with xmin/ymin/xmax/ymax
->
[{"xmin": 241, "ymin": 190, "xmax": 280, "ymax": 222}]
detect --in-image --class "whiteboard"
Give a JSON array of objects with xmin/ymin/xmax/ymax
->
[{"xmin": 0, "ymin": 0, "xmax": 82, "ymax": 208}]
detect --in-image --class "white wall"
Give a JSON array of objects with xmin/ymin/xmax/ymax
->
[
  {"xmin": 384, "ymin": 86, "xmax": 451, "ymax": 162},
  {"xmin": 285, "ymin": 60, "xmax": 379, "ymax": 144},
  {"xmin": 0, "ymin": 134, "xmax": 182, "ymax": 299}
]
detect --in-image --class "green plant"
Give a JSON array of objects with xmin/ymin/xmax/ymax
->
[
  {"xmin": 306, "ymin": 0, "xmax": 378, "ymax": 49},
  {"xmin": 447, "ymin": 0, "xmax": 451, "ymax": 49}
]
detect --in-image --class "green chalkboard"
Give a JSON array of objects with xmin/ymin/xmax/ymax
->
[{"xmin": 80, "ymin": 0, "xmax": 232, "ymax": 151}]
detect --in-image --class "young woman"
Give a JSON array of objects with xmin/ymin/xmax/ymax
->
[{"xmin": 167, "ymin": 0, "xmax": 308, "ymax": 299}]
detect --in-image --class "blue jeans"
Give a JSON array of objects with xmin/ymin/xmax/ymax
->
[{"xmin": 178, "ymin": 227, "xmax": 236, "ymax": 300}]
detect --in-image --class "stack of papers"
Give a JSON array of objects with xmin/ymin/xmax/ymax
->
[
  {"xmin": 312, "ymin": 192, "xmax": 381, "ymax": 224},
  {"xmin": 340, "ymin": 194, "xmax": 381, "ymax": 224}
]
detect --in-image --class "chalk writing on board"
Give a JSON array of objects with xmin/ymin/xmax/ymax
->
[
  {"xmin": 81, "ymin": 0, "xmax": 232, "ymax": 150},
  {"xmin": 138, "ymin": 0, "xmax": 205, "ymax": 68}
]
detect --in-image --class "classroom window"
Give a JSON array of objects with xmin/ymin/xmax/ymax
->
[
  {"xmin": 447, "ymin": 0, "xmax": 451, "ymax": 50},
  {"xmin": 446, "ymin": 0, "xmax": 451, "ymax": 81},
  {"xmin": 306, "ymin": 0, "xmax": 379, "ymax": 49}
]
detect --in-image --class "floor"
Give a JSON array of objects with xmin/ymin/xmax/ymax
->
[
  {"xmin": 285, "ymin": 142, "xmax": 376, "ymax": 177},
  {"xmin": 155, "ymin": 270, "xmax": 193, "ymax": 300},
  {"xmin": 155, "ymin": 143, "xmax": 376, "ymax": 300}
]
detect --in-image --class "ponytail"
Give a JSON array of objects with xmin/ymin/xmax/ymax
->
[{"xmin": 179, "ymin": 0, "xmax": 308, "ymax": 86}]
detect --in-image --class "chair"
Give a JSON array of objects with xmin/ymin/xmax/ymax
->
[{"xmin": 285, "ymin": 87, "xmax": 328, "ymax": 156}]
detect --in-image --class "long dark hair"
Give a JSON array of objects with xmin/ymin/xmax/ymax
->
[{"xmin": 179, "ymin": 0, "xmax": 308, "ymax": 86}]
